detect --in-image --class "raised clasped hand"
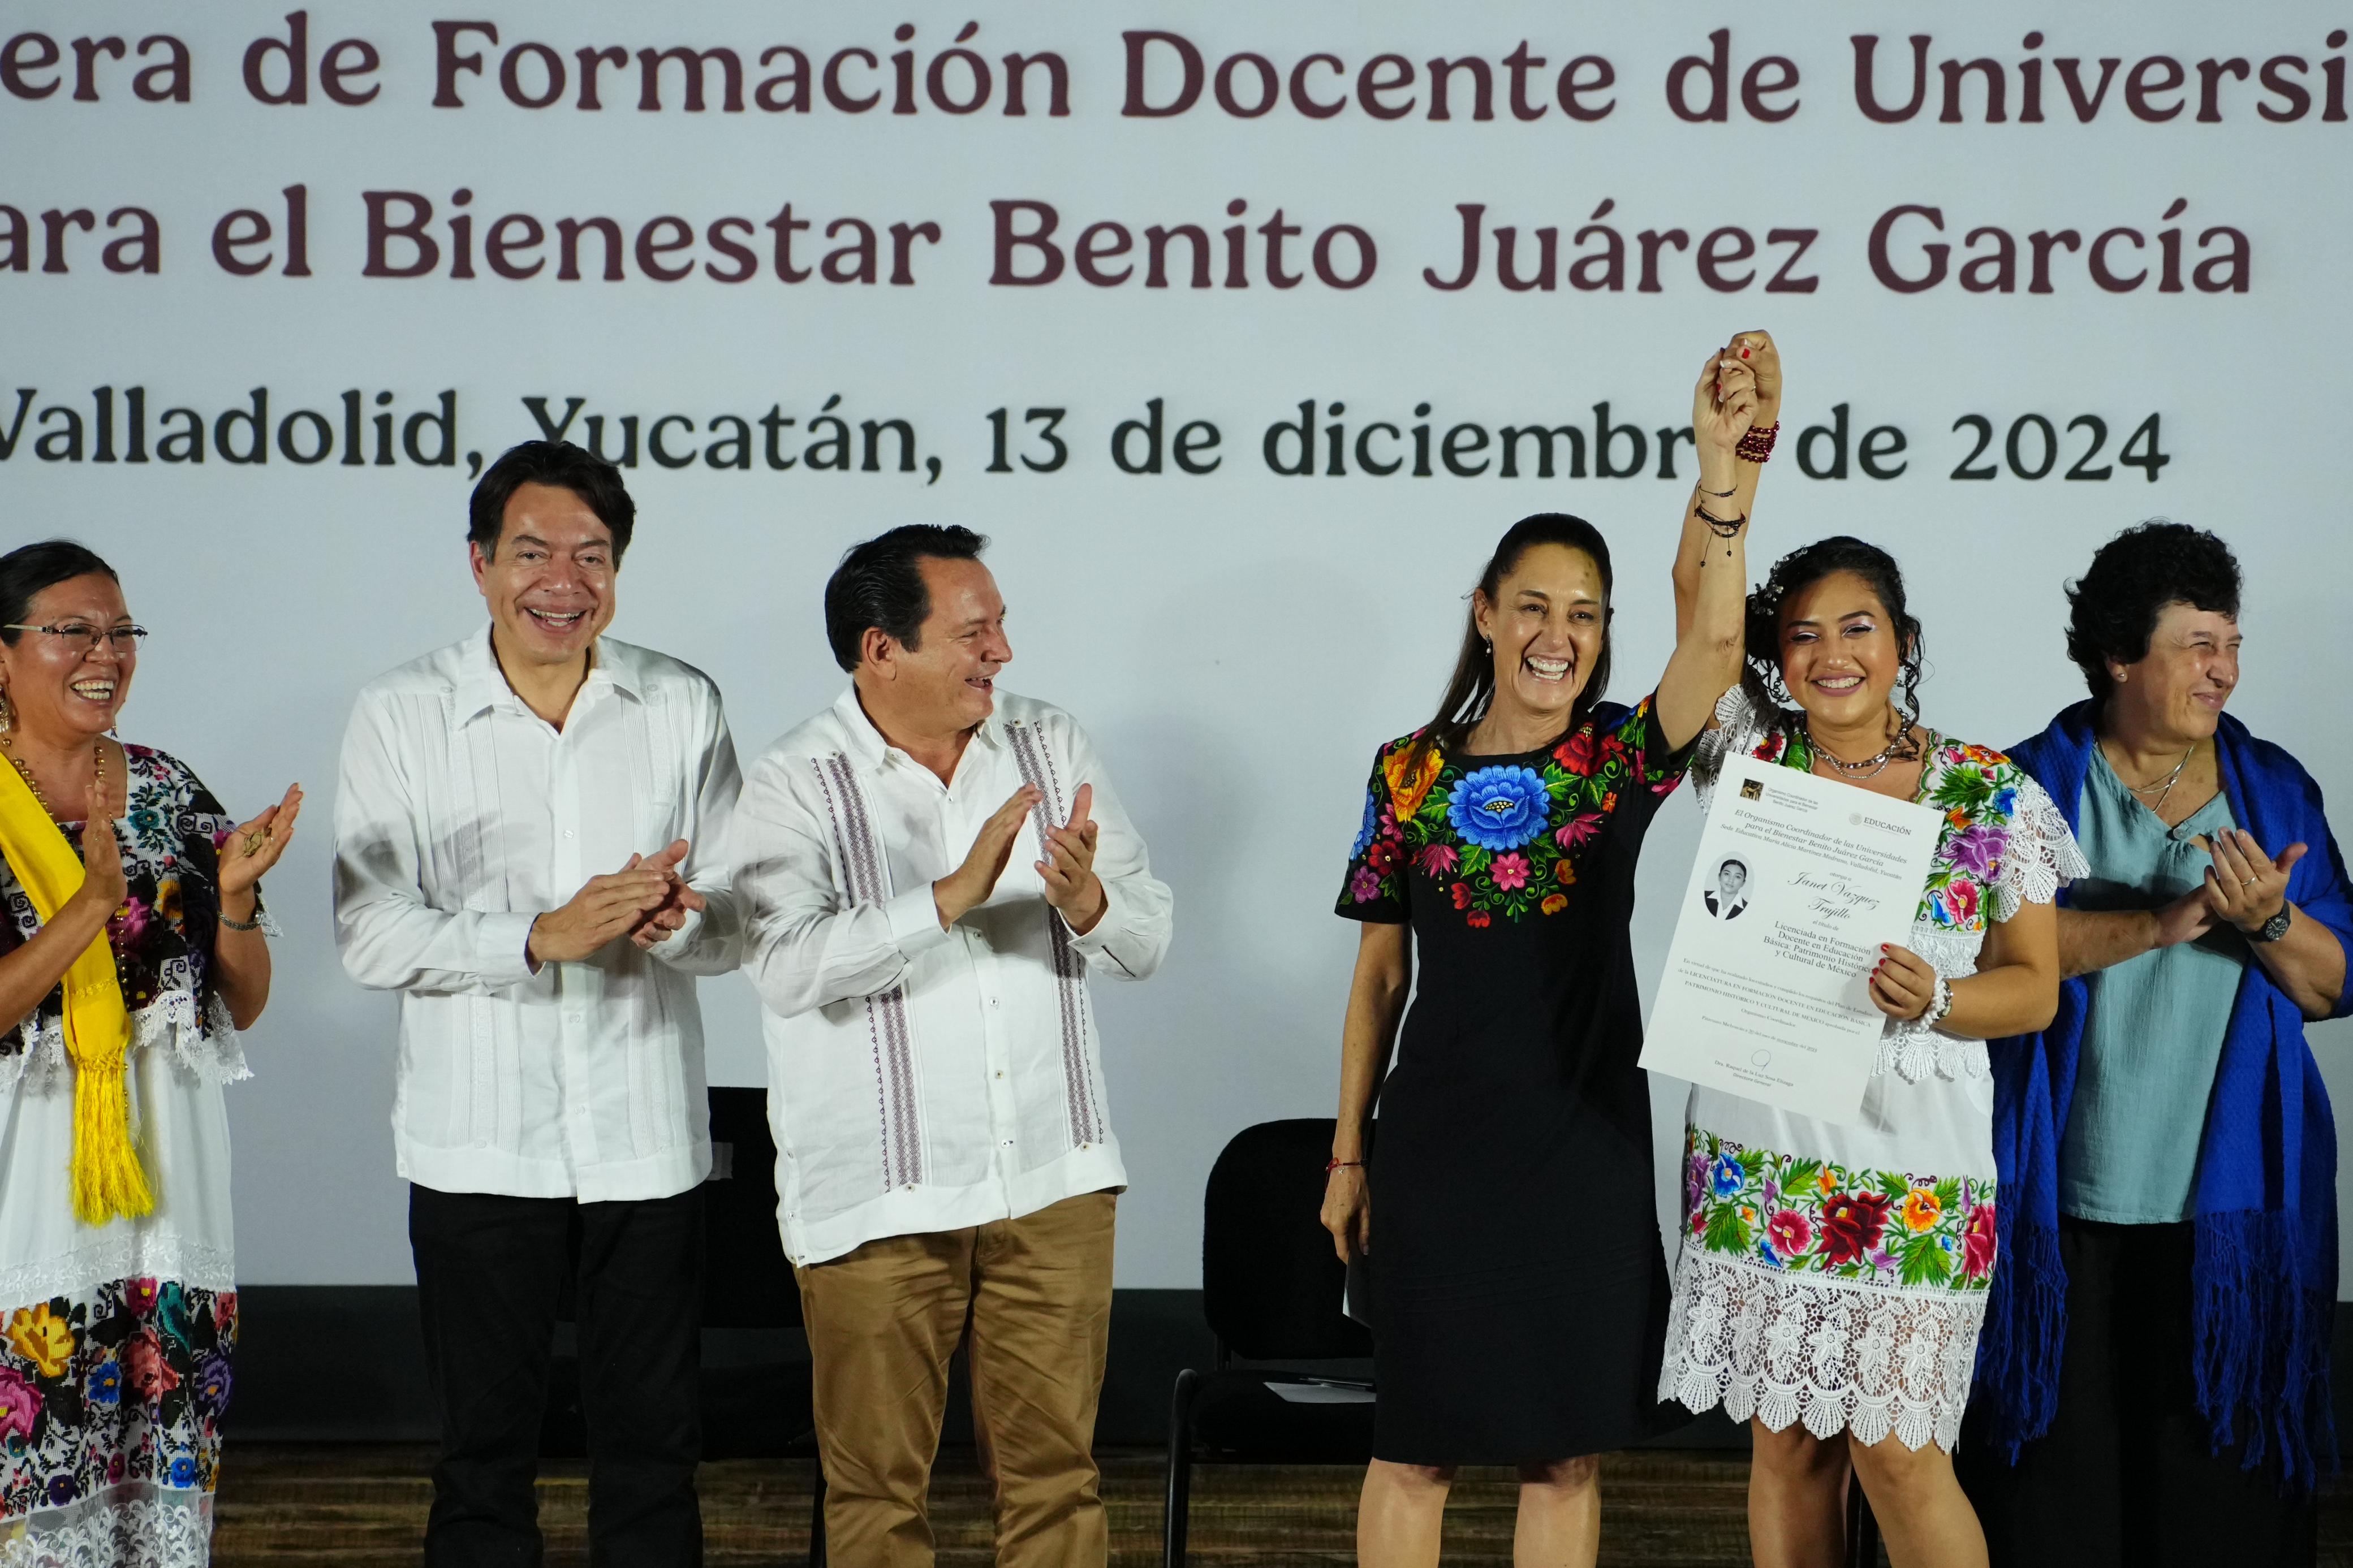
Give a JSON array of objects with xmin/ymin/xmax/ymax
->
[
  {"xmin": 218, "ymin": 783, "xmax": 304, "ymax": 898},
  {"xmin": 1035, "ymin": 782, "xmax": 1106, "ymax": 935},
  {"xmin": 1692, "ymin": 345, "xmax": 1759, "ymax": 460},
  {"xmin": 1728, "ymin": 329, "xmax": 1782, "ymax": 425},
  {"xmin": 628, "ymin": 839, "xmax": 706, "ymax": 949},
  {"xmin": 1868, "ymin": 943, "xmax": 1940, "ymax": 1022},
  {"xmin": 2203, "ymin": 827, "xmax": 2304, "ymax": 935}
]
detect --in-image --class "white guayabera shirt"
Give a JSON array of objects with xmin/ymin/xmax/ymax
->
[
  {"xmin": 333, "ymin": 627, "xmax": 742, "ymax": 1202},
  {"xmin": 735, "ymin": 688, "xmax": 1172, "ymax": 1266}
]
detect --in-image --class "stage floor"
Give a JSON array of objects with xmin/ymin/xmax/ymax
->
[{"xmin": 211, "ymin": 1444, "xmax": 2353, "ymax": 1566}]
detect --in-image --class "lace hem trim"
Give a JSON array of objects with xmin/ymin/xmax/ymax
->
[
  {"xmin": 0, "ymin": 1232, "xmax": 236, "ymax": 1309},
  {"xmin": 0, "ymin": 1480, "xmax": 212, "ymax": 1568},
  {"xmin": 1661, "ymin": 1249, "xmax": 1985, "ymax": 1452},
  {"xmin": 2, "ymin": 990, "xmax": 251, "ymax": 1095}
]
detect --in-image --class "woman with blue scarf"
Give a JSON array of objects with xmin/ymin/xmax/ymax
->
[{"xmin": 1966, "ymin": 522, "xmax": 2352, "ymax": 1567}]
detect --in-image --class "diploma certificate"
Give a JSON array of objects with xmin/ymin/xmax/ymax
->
[{"xmin": 1640, "ymin": 753, "xmax": 1941, "ymax": 1125}]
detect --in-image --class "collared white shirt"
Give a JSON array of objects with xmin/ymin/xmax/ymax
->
[
  {"xmin": 735, "ymin": 688, "xmax": 1171, "ymax": 1265},
  {"xmin": 333, "ymin": 627, "xmax": 742, "ymax": 1203}
]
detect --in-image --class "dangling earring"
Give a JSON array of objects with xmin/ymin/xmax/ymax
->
[{"xmin": 0, "ymin": 686, "xmax": 13, "ymax": 737}]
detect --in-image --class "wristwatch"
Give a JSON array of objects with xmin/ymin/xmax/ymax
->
[{"xmin": 2246, "ymin": 905, "xmax": 2293, "ymax": 944}]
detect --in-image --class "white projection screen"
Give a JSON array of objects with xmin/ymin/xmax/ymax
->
[{"xmin": 7, "ymin": 1, "xmax": 2351, "ymax": 1290}]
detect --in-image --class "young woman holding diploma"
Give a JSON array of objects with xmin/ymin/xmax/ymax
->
[
  {"xmin": 1322, "ymin": 332, "xmax": 1774, "ymax": 1568},
  {"xmin": 1656, "ymin": 539, "xmax": 2082, "ymax": 1568}
]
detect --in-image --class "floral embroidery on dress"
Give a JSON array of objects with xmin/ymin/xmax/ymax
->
[
  {"xmin": 0, "ymin": 746, "xmax": 244, "ymax": 1062},
  {"xmin": 0, "ymin": 1279, "xmax": 235, "ymax": 1527},
  {"xmin": 1338, "ymin": 698, "xmax": 1687, "ymax": 926},
  {"xmin": 1682, "ymin": 1128, "xmax": 1997, "ymax": 1293},
  {"xmin": 1738, "ymin": 722, "xmax": 2028, "ymax": 936}
]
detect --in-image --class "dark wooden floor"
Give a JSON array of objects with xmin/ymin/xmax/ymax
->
[{"xmin": 212, "ymin": 1444, "xmax": 2353, "ymax": 1566}]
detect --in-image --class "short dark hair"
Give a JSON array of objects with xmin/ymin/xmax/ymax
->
[
  {"xmin": 0, "ymin": 540, "xmax": 119, "ymax": 645},
  {"xmin": 2065, "ymin": 521, "xmax": 2241, "ymax": 705},
  {"xmin": 467, "ymin": 440, "xmax": 636, "ymax": 564},
  {"xmin": 1719, "ymin": 858, "xmax": 1748, "ymax": 878},
  {"xmin": 823, "ymin": 525, "xmax": 990, "ymax": 672}
]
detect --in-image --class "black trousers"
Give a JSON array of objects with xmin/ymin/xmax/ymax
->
[
  {"xmin": 410, "ymin": 1183, "xmax": 705, "ymax": 1568},
  {"xmin": 1959, "ymin": 1217, "xmax": 2316, "ymax": 1568}
]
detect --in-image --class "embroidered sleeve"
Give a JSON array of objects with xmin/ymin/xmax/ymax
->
[
  {"xmin": 1608, "ymin": 691, "xmax": 1702, "ymax": 800},
  {"xmin": 1993, "ymin": 771, "xmax": 2087, "ymax": 922},
  {"xmin": 1335, "ymin": 741, "xmax": 1419, "ymax": 923},
  {"xmin": 1690, "ymin": 685, "xmax": 1776, "ymax": 812}
]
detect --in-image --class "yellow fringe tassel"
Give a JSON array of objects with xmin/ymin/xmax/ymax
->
[{"xmin": 63, "ymin": 982, "xmax": 152, "ymax": 1227}]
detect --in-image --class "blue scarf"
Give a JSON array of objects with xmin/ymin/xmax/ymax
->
[{"xmin": 1977, "ymin": 701, "xmax": 2352, "ymax": 1489}]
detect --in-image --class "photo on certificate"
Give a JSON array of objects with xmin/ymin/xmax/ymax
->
[{"xmin": 1640, "ymin": 754, "xmax": 1940, "ymax": 1125}]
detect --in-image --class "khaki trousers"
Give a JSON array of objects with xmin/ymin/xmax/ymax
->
[{"xmin": 795, "ymin": 1191, "xmax": 1117, "ymax": 1568}]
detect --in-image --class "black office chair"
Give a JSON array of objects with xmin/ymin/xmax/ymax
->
[
  {"xmin": 544, "ymin": 1085, "xmax": 827, "ymax": 1565},
  {"xmin": 1162, "ymin": 1118, "xmax": 1379, "ymax": 1567}
]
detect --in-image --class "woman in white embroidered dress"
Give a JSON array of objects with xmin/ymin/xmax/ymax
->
[
  {"xmin": 0, "ymin": 542, "xmax": 299, "ymax": 1568},
  {"xmin": 1657, "ymin": 538, "xmax": 2082, "ymax": 1568}
]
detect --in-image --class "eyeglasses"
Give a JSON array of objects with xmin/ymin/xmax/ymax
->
[{"xmin": 3, "ymin": 624, "xmax": 149, "ymax": 655}]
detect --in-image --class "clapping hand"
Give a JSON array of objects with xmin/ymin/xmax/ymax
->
[
  {"xmin": 71, "ymin": 777, "xmax": 127, "ymax": 918},
  {"xmin": 2203, "ymin": 828, "xmax": 2304, "ymax": 935},
  {"xmin": 933, "ymin": 784, "xmax": 1043, "ymax": 928},
  {"xmin": 529, "ymin": 853, "xmax": 676, "ymax": 966},
  {"xmin": 219, "ymin": 784, "xmax": 304, "ymax": 897},
  {"xmin": 1036, "ymin": 783, "xmax": 1106, "ymax": 935},
  {"xmin": 630, "ymin": 839, "xmax": 706, "ymax": 948}
]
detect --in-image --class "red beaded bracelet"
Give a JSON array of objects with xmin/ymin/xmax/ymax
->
[{"xmin": 1735, "ymin": 421, "xmax": 1779, "ymax": 464}]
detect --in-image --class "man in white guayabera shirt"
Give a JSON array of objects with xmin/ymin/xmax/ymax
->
[
  {"xmin": 733, "ymin": 524, "xmax": 1171, "ymax": 1567},
  {"xmin": 332, "ymin": 440, "xmax": 740, "ymax": 1568}
]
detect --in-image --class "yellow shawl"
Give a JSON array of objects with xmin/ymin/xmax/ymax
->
[{"xmin": 0, "ymin": 757, "xmax": 152, "ymax": 1224}]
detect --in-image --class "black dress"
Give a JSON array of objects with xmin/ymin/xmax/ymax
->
[{"xmin": 1335, "ymin": 694, "xmax": 1694, "ymax": 1465}]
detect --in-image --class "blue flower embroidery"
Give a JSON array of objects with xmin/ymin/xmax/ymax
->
[
  {"xmin": 89, "ymin": 1359, "xmax": 122, "ymax": 1407},
  {"xmin": 1351, "ymin": 789, "xmax": 1379, "ymax": 858},
  {"xmin": 167, "ymin": 1454, "xmax": 197, "ymax": 1488},
  {"xmin": 1710, "ymin": 1155, "xmax": 1744, "ymax": 1199},
  {"xmin": 1447, "ymin": 766, "xmax": 1551, "ymax": 851}
]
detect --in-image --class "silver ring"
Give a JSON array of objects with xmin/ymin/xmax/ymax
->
[{"xmin": 2242, "ymin": 877, "xmax": 2259, "ymax": 887}]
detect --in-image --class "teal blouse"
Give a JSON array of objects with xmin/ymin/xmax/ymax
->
[{"xmin": 2058, "ymin": 749, "xmax": 2246, "ymax": 1224}]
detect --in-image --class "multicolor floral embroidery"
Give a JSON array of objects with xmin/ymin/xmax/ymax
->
[
  {"xmin": 1682, "ymin": 1128, "xmax": 1997, "ymax": 1291},
  {"xmin": 0, "ymin": 1278, "xmax": 235, "ymax": 1524},
  {"xmin": 1339, "ymin": 698, "xmax": 1686, "ymax": 926},
  {"xmin": 0, "ymin": 746, "xmax": 240, "ymax": 1053},
  {"xmin": 1748, "ymin": 725, "xmax": 2028, "ymax": 932}
]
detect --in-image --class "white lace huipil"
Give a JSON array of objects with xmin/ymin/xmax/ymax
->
[
  {"xmin": 1657, "ymin": 689, "xmax": 2085, "ymax": 1452},
  {"xmin": 0, "ymin": 745, "xmax": 262, "ymax": 1568}
]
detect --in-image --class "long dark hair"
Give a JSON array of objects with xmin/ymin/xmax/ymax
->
[
  {"xmin": 1410, "ymin": 513, "xmax": 1614, "ymax": 768},
  {"xmin": 1742, "ymin": 535, "xmax": 1925, "ymax": 726}
]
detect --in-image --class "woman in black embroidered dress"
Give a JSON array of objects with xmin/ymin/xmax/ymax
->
[{"xmin": 1320, "ymin": 335, "xmax": 1780, "ymax": 1568}]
